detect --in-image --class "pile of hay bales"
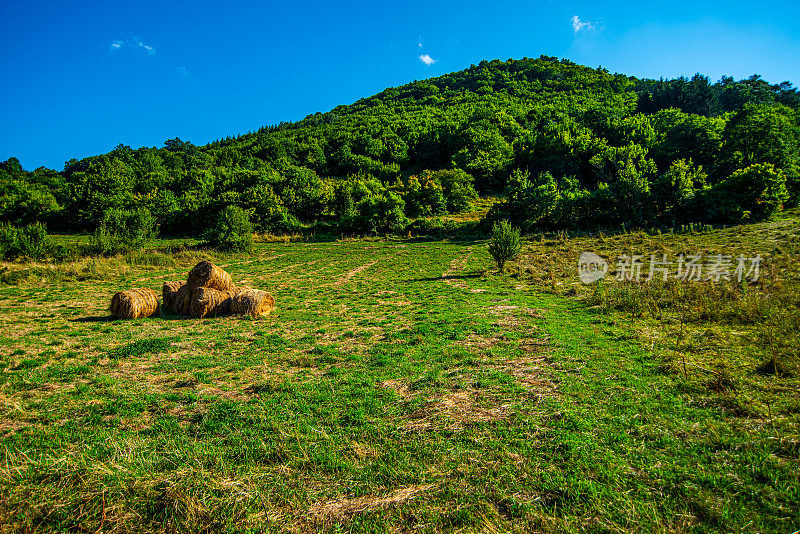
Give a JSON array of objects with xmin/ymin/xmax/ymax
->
[{"xmin": 110, "ymin": 260, "xmax": 275, "ymax": 320}]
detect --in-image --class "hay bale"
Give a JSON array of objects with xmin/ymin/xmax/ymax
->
[
  {"xmin": 189, "ymin": 287, "xmax": 235, "ymax": 318},
  {"xmin": 110, "ymin": 288, "xmax": 159, "ymax": 319},
  {"xmin": 186, "ymin": 260, "xmax": 236, "ymax": 292},
  {"xmin": 231, "ymin": 289, "xmax": 275, "ymax": 318},
  {"xmin": 174, "ymin": 284, "xmax": 193, "ymax": 316},
  {"xmin": 162, "ymin": 281, "xmax": 186, "ymax": 312}
]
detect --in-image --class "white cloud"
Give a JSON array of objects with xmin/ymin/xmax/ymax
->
[
  {"xmin": 136, "ymin": 41, "xmax": 155, "ymax": 54},
  {"xmin": 571, "ymin": 15, "xmax": 595, "ymax": 33},
  {"xmin": 110, "ymin": 39, "xmax": 156, "ymax": 55},
  {"xmin": 419, "ymin": 54, "xmax": 435, "ymax": 65}
]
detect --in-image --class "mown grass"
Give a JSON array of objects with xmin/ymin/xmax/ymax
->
[
  {"xmin": 512, "ymin": 213, "xmax": 800, "ymax": 413},
  {"xmin": 0, "ymin": 222, "xmax": 797, "ymax": 532}
]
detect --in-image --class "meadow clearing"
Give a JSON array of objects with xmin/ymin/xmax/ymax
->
[{"xmin": 0, "ymin": 220, "xmax": 798, "ymax": 533}]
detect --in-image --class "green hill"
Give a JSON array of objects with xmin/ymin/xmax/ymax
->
[{"xmin": 1, "ymin": 56, "xmax": 798, "ymax": 237}]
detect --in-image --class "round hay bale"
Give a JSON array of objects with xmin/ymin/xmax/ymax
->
[
  {"xmin": 231, "ymin": 289, "xmax": 275, "ymax": 318},
  {"xmin": 189, "ymin": 287, "xmax": 235, "ymax": 319},
  {"xmin": 162, "ymin": 281, "xmax": 186, "ymax": 312},
  {"xmin": 174, "ymin": 284, "xmax": 193, "ymax": 316},
  {"xmin": 186, "ymin": 260, "xmax": 236, "ymax": 292},
  {"xmin": 110, "ymin": 288, "xmax": 159, "ymax": 319}
]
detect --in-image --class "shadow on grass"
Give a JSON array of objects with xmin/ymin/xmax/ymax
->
[
  {"xmin": 70, "ymin": 315, "xmax": 116, "ymax": 323},
  {"xmin": 72, "ymin": 311, "xmax": 254, "ymax": 322},
  {"xmin": 71, "ymin": 311, "xmax": 190, "ymax": 322}
]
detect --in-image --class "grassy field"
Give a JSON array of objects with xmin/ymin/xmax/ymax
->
[{"xmin": 0, "ymin": 222, "xmax": 798, "ymax": 532}]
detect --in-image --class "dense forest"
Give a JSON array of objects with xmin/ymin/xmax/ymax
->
[{"xmin": 2, "ymin": 56, "xmax": 799, "ymax": 239}]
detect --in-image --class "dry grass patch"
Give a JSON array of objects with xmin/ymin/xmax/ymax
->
[
  {"xmin": 501, "ymin": 352, "xmax": 557, "ymax": 395},
  {"xmin": 460, "ymin": 333, "xmax": 510, "ymax": 353},
  {"xmin": 379, "ymin": 379, "xmax": 412, "ymax": 398},
  {"xmin": 0, "ymin": 393, "xmax": 33, "ymax": 436},
  {"xmin": 0, "ymin": 418, "xmax": 31, "ymax": 436},
  {"xmin": 490, "ymin": 306, "xmax": 546, "ymax": 331},
  {"xmin": 349, "ymin": 440, "xmax": 378, "ymax": 460},
  {"xmin": 403, "ymin": 390, "xmax": 511, "ymax": 432},
  {"xmin": 309, "ymin": 484, "xmax": 435, "ymax": 523}
]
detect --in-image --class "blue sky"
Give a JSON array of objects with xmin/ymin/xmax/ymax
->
[{"xmin": 2, "ymin": 0, "xmax": 800, "ymax": 170}]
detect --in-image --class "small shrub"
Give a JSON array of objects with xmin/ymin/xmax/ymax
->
[
  {"xmin": 204, "ymin": 205, "xmax": 254, "ymax": 251},
  {"xmin": 87, "ymin": 207, "xmax": 157, "ymax": 256},
  {"xmin": 0, "ymin": 222, "xmax": 53, "ymax": 260},
  {"xmin": 703, "ymin": 163, "xmax": 789, "ymax": 223},
  {"xmin": 488, "ymin": 220, "xmax": 521, "ymax": 271}
]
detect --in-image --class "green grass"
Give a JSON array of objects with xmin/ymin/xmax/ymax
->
[
  {"xmin": 107, "ymin": 336, "xmax": 180, "ymax": 360},
  {"xmin": 0, "ymin": 225, "xmax": 798, "ymax": 532}
]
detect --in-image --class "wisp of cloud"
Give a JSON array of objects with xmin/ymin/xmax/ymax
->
[
  {"xmin": 419, "ymin": 54, "xmax": 435, "ymax": 65},
  {"xmin": 571, "ymin": 15, "xmax": 595, "ymax": 33},
  {"xmin": 110, "ymin": 39, "xmax": 155, "ymax": 55}
]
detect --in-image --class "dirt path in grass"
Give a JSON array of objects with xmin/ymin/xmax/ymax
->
[
  {"xmin": 331, "ymin": 250, "xmax": 403, "ymax": 286},
  {"xmin": 333, "ymin": 260, "xmax": 380, "ymax": 286},
  {"xmin": 441, "ymin": 247, "xmax": 474, "ymax": 289},
  {"xmin": 270, "ymin": 259, "xmax": 322, "ymax": 276},
  {"xmin": 219, "ymin": 253, "xmax": 288, "ymax": 270}
]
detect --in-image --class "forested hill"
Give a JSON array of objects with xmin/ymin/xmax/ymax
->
[{"xmin": 2, "ymin": 56, "xmax": 799, "ymax": 236}]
